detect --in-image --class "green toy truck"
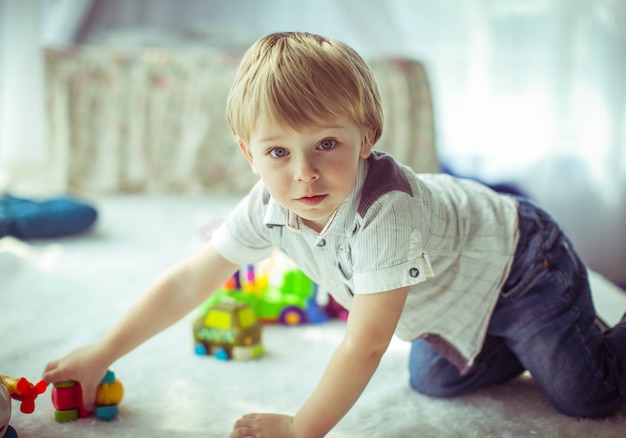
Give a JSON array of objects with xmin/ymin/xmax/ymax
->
[{"xmin": 193, "ymin": 299, "xmax": 263, "ymax": 361}]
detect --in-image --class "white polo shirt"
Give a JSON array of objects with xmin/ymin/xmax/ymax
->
[{"xmin": 212, "ymin": 152, "xmax": 519, "ymax": 372}]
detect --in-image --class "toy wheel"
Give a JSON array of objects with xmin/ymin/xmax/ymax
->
[
  {"xmin": 194, "ymin": 343, "xmax": 208, "ymax": 356},
  {"xmin": 233, "ymin": 344, "xmax": 263, "ymax": 360},
  {"xmin": 95, "ymin": 404, "xmax": 119, "ymax": 421},
  {"xmin": 280, "ymin": 307, "xmax": 306, "ymax": 326},
  {"xmin": 214, "ymin": 348, "xmax": 230, "ymax": 361},
  {"xmin": 54, "ymin": 409, "xmax": 79, "ymax": 422}
]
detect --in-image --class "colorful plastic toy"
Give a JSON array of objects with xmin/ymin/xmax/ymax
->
[
  {"xmin": 51, "ymin": 370, "xmax": 123, "ymax": 422},
  {"xmin": 203, "ymin": 252, "xmax": 333, "ymax": 326},
  {"xmin": 0, "ymin": 375, "xmax": 47, "ymax": 438},
  {"xmin": 193, "ymin": 299, "xmax": 263, "ymax": 361},
  {"xmin": 325, "ymin": 295, "xmax": 350, "ymax": 322}
]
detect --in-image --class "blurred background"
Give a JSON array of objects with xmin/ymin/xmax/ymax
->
[{"xmin": 0, "ymin": 0, "xmax": 624, "ymax": 285}]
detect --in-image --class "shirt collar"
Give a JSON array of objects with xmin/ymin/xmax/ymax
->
[{"xmin": 262, "ymin": 157, "xmax": 370, "ymax": 236}]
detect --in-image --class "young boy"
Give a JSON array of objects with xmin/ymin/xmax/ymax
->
[{"xmin": 43, "ymin": 32, "xmax": 625, "ymax": 438}]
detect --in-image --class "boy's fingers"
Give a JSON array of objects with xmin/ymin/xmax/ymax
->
[
  {"xmin": 43, "ymin": 368, "xmax": 97, "ymax": 411},
  {"xmin": 43, "ymin": 360, "xmax": 58, "ymax": 372},
  {"xmin": 42, "ymin": 363, "xmax": 62, "ymax": 383},
  {"xmin": 42, "ymin": 361, "xmax": 75, "ymax": 385},
  {"xmin": 81, "ymin": 383, "xmax": 98, "ymax": 411}
]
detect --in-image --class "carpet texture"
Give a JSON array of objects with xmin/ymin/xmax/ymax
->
[{"xmin": 2, "ymin": 194, "xmax": 625, "ymax": 438}]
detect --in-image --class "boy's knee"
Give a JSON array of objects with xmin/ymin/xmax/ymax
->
[
  {"xmin": 549, "ymin": 395, "xmax": 623, "ymax": 419},
  {"xmin": 408, "ymin": 369, "xmax": 467, "ymax": 398},
  {"xmin": 408, "ymin": 339, "xmax": 478, "ymax": 398},
  {"xmin": 540, "ymin": 376, "xmax": 625, "ymax": 419}
]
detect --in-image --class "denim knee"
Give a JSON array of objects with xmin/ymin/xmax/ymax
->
[
  {"xmin": 549, "ymin": 394, "xmax": 624, "ymax": 419},
  {"xmin": 409, "ymin": 335, "xmax": 527, "ymax": 398},
  {"xmin": 409, "ymin": 366, "xmax": 466, "ymax": 398},
  {"xmin": 408, "ymin": 340, "xmax": 471, "ymax": 398},
  {"xmin": 542, "ymin": 363, "xmax": 625, "ymax": 419}
]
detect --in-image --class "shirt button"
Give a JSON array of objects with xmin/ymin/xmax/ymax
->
[
  {"xmin": 317, "ymin": 239, "xmax": 326, "ymax": 247},
  {"xmin": 409, "ymin": 267, "xmax": 420, "ymax": 278}
]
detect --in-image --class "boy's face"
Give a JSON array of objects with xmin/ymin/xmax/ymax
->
[{"xmin": 240, "ymin": 116, "xmax": 373, "ymax": 232}]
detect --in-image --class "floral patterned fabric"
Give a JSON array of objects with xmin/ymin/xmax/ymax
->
[{"xmin": 46, "ymin": 47, "xmax": 437, "ymax": 194}]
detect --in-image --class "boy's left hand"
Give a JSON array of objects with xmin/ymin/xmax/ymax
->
[{"xmin": 231, "ymin": 413, "xmax": 295, "ymax": 438}]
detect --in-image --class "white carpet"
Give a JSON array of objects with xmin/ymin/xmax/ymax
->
[{"xmin": 2, "ymin": 194, "xmax": 626, "ymax": 438}]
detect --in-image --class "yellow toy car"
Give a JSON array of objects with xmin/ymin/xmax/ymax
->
[{"xmin": 193, "ymin": 299, "xmax": 263, "ymax": 361}]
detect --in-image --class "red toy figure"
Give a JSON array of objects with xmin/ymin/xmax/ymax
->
[{"xmin": 1, "ymin": 375, "xmax": 47, "ymax": 438}]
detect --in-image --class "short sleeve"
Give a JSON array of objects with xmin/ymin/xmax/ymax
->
[{"xmin": 351, "ymin": 191, "xmax": 434, "ymax": 294}]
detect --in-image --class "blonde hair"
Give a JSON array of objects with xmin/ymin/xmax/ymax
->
[{"xmin": 226, "ymin": 32, "xmax": 383, "ymax": 145}]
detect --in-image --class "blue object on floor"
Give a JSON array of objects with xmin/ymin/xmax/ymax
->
[{"xmin": 0, "ymin": 195, "xmax": 97, "ymax": 239}]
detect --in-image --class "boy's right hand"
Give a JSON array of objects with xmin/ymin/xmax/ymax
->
[{"xmin": 42, "ymin": 344, "xmax": 110, "ymax": 412}]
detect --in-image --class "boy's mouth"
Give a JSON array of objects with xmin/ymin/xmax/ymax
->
[{"xmin": 296, "ymin": 195, "xmax": 327, "ymax": 206}]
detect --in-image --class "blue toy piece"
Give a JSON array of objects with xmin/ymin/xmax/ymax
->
[
  {"xmin": 94, "ymin": 405, "xmax": 119, "ymax": 421},
  {"xmin": 194, "ymin": 344, "xmax": 209, "ymax": 355},
  {"xmin": 214, "ymin": 349, "xmax": 230, "ymax": 361},
  {"xmin": 305, "ymin": 284, "xmax": 329, "ymax": 324}
]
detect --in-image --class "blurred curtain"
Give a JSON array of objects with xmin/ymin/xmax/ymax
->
[
  {"xmin": 0, "ymin": 0, "xmax": 47, "ymax": 194},
  {"xmin": 1, "ymin": 0, "xmax": 624, "ymax": 282},
  {"xmin": 0, "ymin": 0, "xmax": 92, "ymax": 194}
]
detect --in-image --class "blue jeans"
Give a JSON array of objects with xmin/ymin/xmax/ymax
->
[{"xmin": 408, "ymin": 198, "xmax": 626, "ymax": 418}]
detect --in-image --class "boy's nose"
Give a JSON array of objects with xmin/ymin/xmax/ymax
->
[{"xmin": 294, "ymin": 156, "xmax": 319, "ymax": 182}]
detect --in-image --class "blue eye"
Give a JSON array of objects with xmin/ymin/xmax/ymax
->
[
  {"xmin": 269, "ymin": 147, "xmax": 288, "ymax": 158},
  {"xmin": 319, "ymin": 139, "xmax": 336, "ymax": 150}
]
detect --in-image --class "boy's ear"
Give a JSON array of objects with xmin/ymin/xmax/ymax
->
[
  {"xmin": 238, "ymin": 141, "xmax": 260, "ymax": 176},
  {"xmin": 359, "ymin": 127, "xmax": 377, "ymax": 159}
]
